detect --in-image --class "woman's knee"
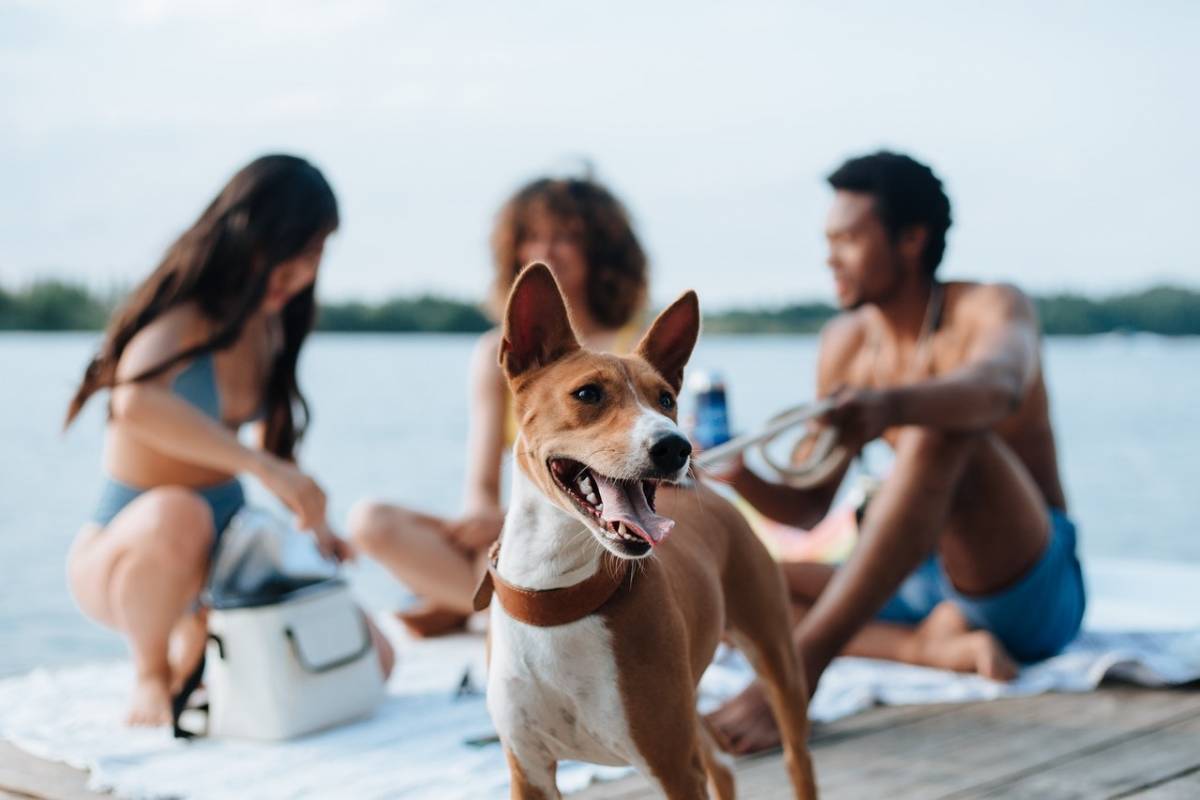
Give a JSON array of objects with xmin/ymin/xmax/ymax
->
[
  {"xmin": 348, "ymin": 499, "xmax": 402, "ymax": 554},
  {"xmin": 129, "ymin": 487, "xmax": 215, "ymax": 565}
]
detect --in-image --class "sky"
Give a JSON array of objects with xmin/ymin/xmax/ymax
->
[{"xmin": 2, "ymin": 1, "xmax": 1198, "ymax": 308}]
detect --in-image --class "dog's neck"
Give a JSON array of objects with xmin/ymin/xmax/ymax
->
[{"xmin": 496, "ymin": 450, "xmax": 604, "ymax": 591}]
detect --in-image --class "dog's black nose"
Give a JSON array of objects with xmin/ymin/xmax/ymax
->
[{"xmin": 650, "ymin": 433, "xmax": 692, "ymax": 473}]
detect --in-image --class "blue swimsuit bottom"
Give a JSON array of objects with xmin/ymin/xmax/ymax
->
[{"xmin": 877, "ymin": 507, "xmax": 1086, "ymax": 663}]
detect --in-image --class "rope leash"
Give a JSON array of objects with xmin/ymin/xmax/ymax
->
[{"xmin": 693, "ymin": 399, "xmax": 851, "ymax": 489}]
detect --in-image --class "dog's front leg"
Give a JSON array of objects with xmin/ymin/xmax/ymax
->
[
  {"xmin": 640, "ymin": 739, "xmax": 713, "ymax": 800},
  {"xmin": 504, "ymin": 745, "xmax": 560, "ymax": 800}
]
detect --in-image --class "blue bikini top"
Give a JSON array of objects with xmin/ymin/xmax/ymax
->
[
  {"xmin": 171, "ymin": 352, "xmax": 263, "ymax": 424},
  {"xmin": 170, "ymin": 352, "xmax": 222, "ymax": 420}
]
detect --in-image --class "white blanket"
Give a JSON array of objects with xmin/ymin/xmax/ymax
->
[{"xmin": 2, "ymin": 562, "xmax": 1199, "ymax": 799}]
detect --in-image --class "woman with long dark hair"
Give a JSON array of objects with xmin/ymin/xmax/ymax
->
[{"xmin": 65, "ymin": 155, "xmax": 392, "ymax": 725}]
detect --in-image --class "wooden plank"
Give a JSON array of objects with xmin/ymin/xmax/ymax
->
[
  {"xmin": 575, "ymin": 701, "xmax": 955, "ymax": 799},
  {"xmin": 0, "ymin": 742, "xmax": 107, "ymax": 800},
  {"xmin": 970, "ymin": 711, "xmax": 1200, "ymax": 799},
  {"xmin": 1123, "ymin": 766, "xmax": 1200, "ymax": 799},
  {"xmin": 810, "ymin": 688, "xmax": 1200, "ymax": 799},
  {"xmin": 578, "ymin": 688, "xmax": 1200, "ymax": 800}
]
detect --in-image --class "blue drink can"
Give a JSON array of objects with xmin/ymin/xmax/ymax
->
[{"xmin": 688, "ymin": 370, "xmax": 731, "ymax": 450}]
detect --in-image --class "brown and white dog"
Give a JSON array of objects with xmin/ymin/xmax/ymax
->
[{"xmin": 478, "ymin": 264, "xmax": 817, "ymax": 799}]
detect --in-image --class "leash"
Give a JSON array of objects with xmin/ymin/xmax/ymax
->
[
  {"xmin": 695, "ymin": 284, "xmax": 945, "ymax": 488},
  {"xmin": 692, "ymin": 399, "xmax": 851, "ymax": 489}
]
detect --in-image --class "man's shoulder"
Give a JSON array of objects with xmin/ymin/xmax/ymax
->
[
  {"xmin": 816, "ymin": 309, "xmax": 872, "ymax": 384},
  {"xmin": 819, "ymin": 308, "xmax": 871, "ymax": 352},
  {"xmin": 949, "ymin": 281, "xmax": 1035, "ymax": 319}
]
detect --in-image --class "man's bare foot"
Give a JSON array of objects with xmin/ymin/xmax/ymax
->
[
  {"xmin": 910, "ymin": 621, "xmax": 1019, "ymax": 680},
  {"xmin": 126, "ymin": 673, "xmax": 173, "ymax": 726},
  {"xmin": 911, "ymin": 602, "xmax": 1018, "ymax": 681},
  {"xmin": 965, "ymin": 631, "xmax": 1018, "ymax": 681},
  {"xmin": 704, "ymin": 681, "xmax": 782, "ymax": 755}
]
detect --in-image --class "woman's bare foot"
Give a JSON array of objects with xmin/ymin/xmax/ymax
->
[
  {"xmin": 395, "ymin": 605, "xmax": 469, "ymax": 638},
  {"xmin": 126, "ymin": 672, "xmax": 173, "ymax": 726}
]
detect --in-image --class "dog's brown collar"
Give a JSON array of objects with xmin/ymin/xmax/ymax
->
[{"xmin": 472, "ymin": 540, "xmax": 630, "ymax": 626}]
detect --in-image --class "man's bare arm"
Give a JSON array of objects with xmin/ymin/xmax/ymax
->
[
  {"xmin": 722, "ymin": 314, "xmax": 864, "ymax": 528},
  {"xmin": 727, "ymin": 465, "xmax": 842, "ymax": 530},
  {"xmin": 890, "ymin": 284, "xmax": 1040, "ymax": 431}
]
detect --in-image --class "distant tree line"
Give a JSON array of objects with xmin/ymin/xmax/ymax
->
[
  {"xmin": 318, "ymin": 296, "xmax": 491, "ymax": 333},
  {"xmin": 0, "ymin": 280, "xmax": 112, "ymax": 330},
  {"xmin": 701, "ymin": 285, "xmax": 1200, "ymax": 336},
  {"xmin": 2, "ymin": 279, "xmax": 1198, "ymax": 336}
]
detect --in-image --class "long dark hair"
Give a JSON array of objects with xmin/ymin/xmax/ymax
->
[{"xmin": 65, "ymin": 154, "xmax": 339, "ymax": 459}]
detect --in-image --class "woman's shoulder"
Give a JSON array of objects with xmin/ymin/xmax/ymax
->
[
  {"xmin": 468, "ymin": 327, "xmax": 508, "ymax": 396},
  {"xmin": 470, "ymin": 327, "xmax": 504, "ymax": 367},
  {"xmin": 115, "ymin": 303, "xmax": 210, "ymax": 382}
]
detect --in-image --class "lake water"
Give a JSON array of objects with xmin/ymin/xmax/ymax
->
[{"xmin": 1, "ymin": 332, "xmax": 1197, "ymax": 677}]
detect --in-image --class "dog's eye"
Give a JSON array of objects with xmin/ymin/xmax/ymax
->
[
  {"xmin": 659, "ymin": 391, "xmax": 675, "ymax": 411},
  {"xmin": 572, "ymin": 384, "xmax": 604, "ymax": 404}
]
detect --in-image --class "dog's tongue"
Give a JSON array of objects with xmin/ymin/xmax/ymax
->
[{"xmin": 592, "ymin": 473, "xmax": 675, "ymax": 545}]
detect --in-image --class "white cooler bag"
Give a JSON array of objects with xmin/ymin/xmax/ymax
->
[{"xmin": 204, "ymin": 579, "xmax": 385, "ymax": 740}]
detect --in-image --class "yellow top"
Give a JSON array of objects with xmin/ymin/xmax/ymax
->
[{"xmin": 502, "ymin": 323, "xmax": 641, "ymax": 447}]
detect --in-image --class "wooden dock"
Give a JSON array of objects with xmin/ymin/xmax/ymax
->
[
  {"xmin": 580, "ymin": 685, "xmax": 1200, "ymax": 799},
  {"xmin": 2, "ymin": 685, "xmax": 1198, "ymax": 799}
]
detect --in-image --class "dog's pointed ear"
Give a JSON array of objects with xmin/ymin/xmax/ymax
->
[
  {"xmin": 635, "ymin": 290, "xmax": 700, "ymax": 392},
  {"xmin": 500, "ymin": 263, "xmax": 581, "ymax": 379}
]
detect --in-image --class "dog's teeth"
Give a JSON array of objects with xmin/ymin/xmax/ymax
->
[
  {"xmin": 586, "ymin": 492, "xmax": 598, "ymax": 505},
  {"xmin": 595, "ymin": 502, "xmax": 603, "ymax": 512}
]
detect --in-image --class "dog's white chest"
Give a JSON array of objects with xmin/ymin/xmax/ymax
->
[{"xmin": 487, "ymin": 607, "xmax": 638, "ymax": 768}]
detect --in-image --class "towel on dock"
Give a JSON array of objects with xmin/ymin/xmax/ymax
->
[{"xmin": 2, "ymin": 565, "xmax": 1199, "ymax": 799}]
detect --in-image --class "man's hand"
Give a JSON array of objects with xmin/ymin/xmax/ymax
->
[
  {"xmin": 446, "ymin": 507, "xmax": 505, "ymax": 554},
  {"xmin": 818, "ymin": 386, "xmax": 897, "ymax": 452},
  {"xmin": 697, "ymin": 449, "xmax": 747, "ymax": 485}
]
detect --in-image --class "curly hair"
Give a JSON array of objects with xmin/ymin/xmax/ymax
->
[
  {"xmin": 488, "ymin": 177, "xmax": 648, "ymax": 328},
  {"xmin": 828, "ymin": 151, "xmax": 953, "ymax": 275}
]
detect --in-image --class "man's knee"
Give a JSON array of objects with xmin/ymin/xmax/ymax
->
[{"xmin": 893, "ymin": 427, "xmax": 983, "ymax": 495}]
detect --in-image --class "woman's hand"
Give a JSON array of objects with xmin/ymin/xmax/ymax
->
[
  {"xmin": 312, "ymin": 520, "xmax": 354, "ymax": 563},
  {"xmin": 253, "ymin": 454, "xmax": 328, "ymax": 532},
  {"xmin": 445, "ymin": 507, "xmax": 505, "ymax": 554}
]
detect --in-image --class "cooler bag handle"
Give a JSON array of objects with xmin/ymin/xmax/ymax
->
[
  {"xmin": 171, "ymin": 635, "xmax": 224, "ymax": 740},
  {"xmin": 283, "ymin": 611, "xmax": 374, "ymax": 674}
]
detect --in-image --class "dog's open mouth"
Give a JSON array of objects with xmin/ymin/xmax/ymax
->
[{"xmin": 548, "ymin": 458, "xmax": 675, "ymax": 558}]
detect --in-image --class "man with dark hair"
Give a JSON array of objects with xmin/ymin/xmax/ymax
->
[{"xmin": 707, "ymin": 151, "xmax": 1085, "ymax": 753}]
